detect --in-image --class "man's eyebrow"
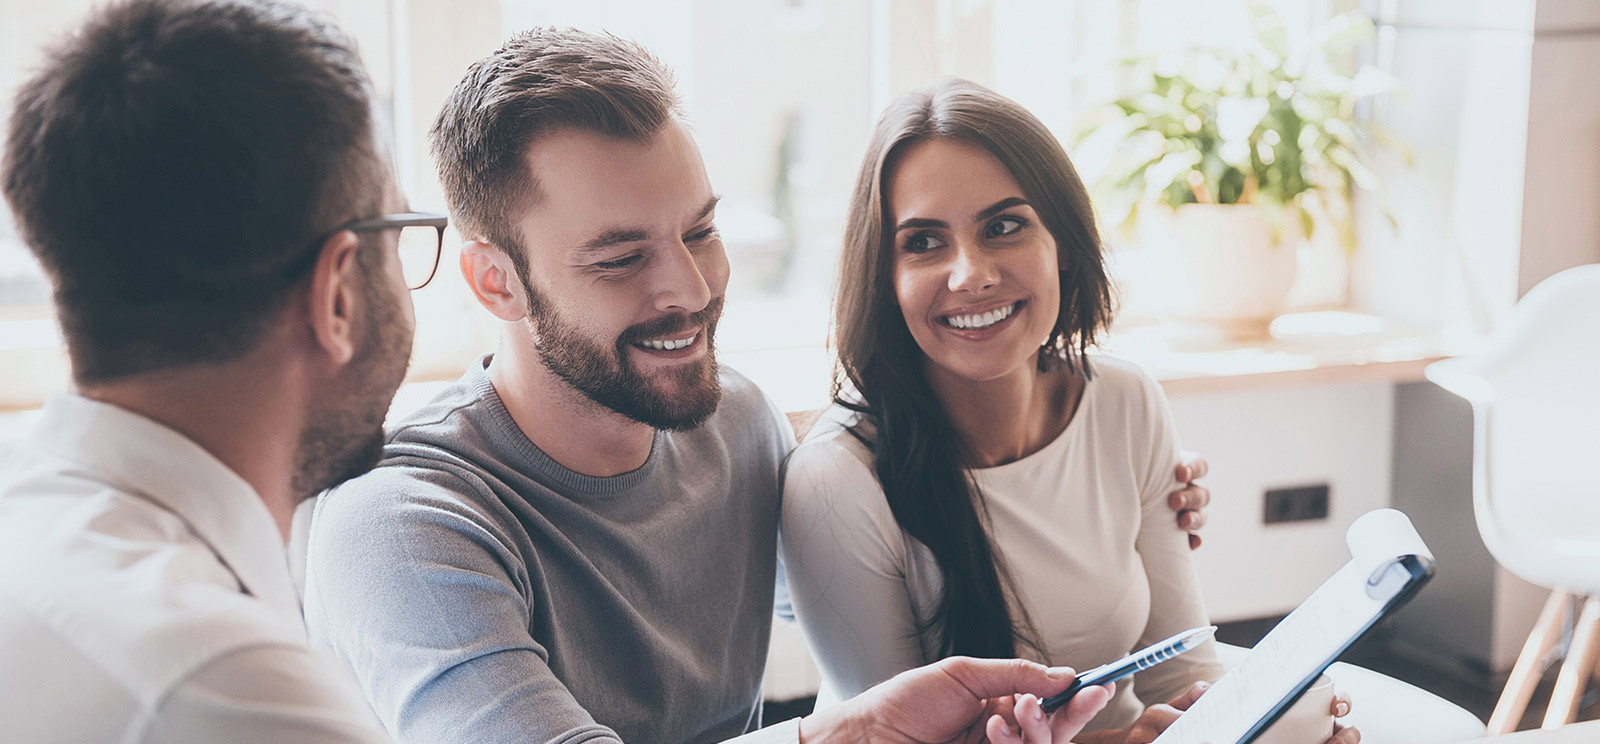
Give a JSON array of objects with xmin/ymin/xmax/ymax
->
[
  {"xmin": 575, "ymin": 195, "xmax": 723, "ymax": 255},
  {"xmin": 692, "ymin": 195, "xmax": 722, "ymax": 225},
  {"xmin": 894, "ymin": 197, "xmax": 1028, "ymax": 233},
  {"xmin": 578, "ymin": 228, "xmax": 650, "ymax": 254}
]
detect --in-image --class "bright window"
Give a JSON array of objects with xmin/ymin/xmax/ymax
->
[{"xmin": 0, "ymin": 0, "xmax": 1371, "ymax": 411}]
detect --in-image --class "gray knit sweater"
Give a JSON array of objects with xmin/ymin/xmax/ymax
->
[{"xmin": 303, "ymin": 355, "xmax": 795, "ymax": 744}]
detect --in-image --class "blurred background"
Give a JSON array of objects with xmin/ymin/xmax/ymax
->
[{"xmin": 4, "ymin": 0, "xmax": 1599, "ymax": 734}]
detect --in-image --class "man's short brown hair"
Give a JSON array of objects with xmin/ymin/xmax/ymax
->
[
  {"xmin": 429, "ymin": 28, "xmax": 680, "ymax": 274},
  {"xmin": 2, "ymin": 0, "xmax": 380, "ymax": 384}
]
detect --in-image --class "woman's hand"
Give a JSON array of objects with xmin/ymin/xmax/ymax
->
[
  {"xmin": 1066, "ymin": 680, "xmax": 1210, "ymax": 744},
  {"xmin": 986, "ymin": 684, "xmax": 1115, "ymax": 744},
  {"xmin": 1325, "ymin": 691, "xmax": 1360, "ymax": 744},
  {"xmin": 1122, "ymin": 680, "xmax": 1210, "ymax": 744},
  {"xmin": 1073, "ymin": 683, "xmax": 1358, "ymax": 744}
]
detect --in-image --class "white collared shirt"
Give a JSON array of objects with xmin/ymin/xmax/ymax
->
[{"xmin": 0, "ymin": 394, "xmax": 389, "ymax": 744}]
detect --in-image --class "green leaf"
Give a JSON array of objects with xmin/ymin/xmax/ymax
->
[
  {"xmin": 1369, "ymin": 125, "xmax": 1416, "ymax": 167},
  {"xmin": 1313, "ymin": 10, "xmax": 1376, "ymax": 54},
  {"xmin": 1325, "ymin": 145, "xmax": 1378, "ymax": 190},
  {"xmin": 1248, "ymin": 1, "xmax": 1290, "ymax": 65},
  {"xmin": 1143, "ymin": 150, "xmax": 1204, "ymax": 202},
  {"xmin": 1348, "ymin": 66, "xmax": 1404, "ymax": 98}
]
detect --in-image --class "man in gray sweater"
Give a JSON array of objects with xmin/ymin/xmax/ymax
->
[{"xmin": 303, "ymin": 27, "xmax": 1205, "ymax": 744}]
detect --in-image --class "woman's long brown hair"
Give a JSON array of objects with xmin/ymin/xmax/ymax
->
[{"xmin": 832, "ymin": 79, "xmax": 1114, "ymax": 660}]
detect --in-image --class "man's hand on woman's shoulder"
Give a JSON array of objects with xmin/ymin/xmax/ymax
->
[{"xmin": 1168, "ymin": 452, "xmax": 1211, "ymax": 550}]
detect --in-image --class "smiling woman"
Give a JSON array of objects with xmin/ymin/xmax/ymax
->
[{"xmin": 779, "ymin": 78, "xmax": 1231, "ymax": 742}]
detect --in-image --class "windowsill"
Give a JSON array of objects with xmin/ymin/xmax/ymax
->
[{"xmin": 1105, "ymin": 310, "xmax": 1476, "ymax": 397}]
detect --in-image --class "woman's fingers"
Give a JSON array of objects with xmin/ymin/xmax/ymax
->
[
  {"xmin": 1330, "ymin": 691, "xmax": 1353, "ymax": 718},
  {"xmin": 1170, "ymin": 680, "xmax": 1210, "ymax": 711},
  {"xmin": 1326, "ymin": 723, "xmax": 1361, "ymax": 744},
  {"xmin": 1051, "ymin": 683, "xmax": 1113, "ymax": 741},
  {"xmin": 988, "ymin": 694, "xmax": 1052, "ymax": 743}
]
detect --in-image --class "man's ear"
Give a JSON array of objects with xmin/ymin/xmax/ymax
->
[
  {"xmin": 306, "ymin": 230, "xmax": 362, "ymax": 367},
  {"xmin": 461, "ymin": 240, "xmax": 530, "ymax": 322}
]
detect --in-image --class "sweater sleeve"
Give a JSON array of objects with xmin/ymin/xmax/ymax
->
[
  {"xmin": 303, "ymin": 465, "xmax": 623, "ymax": 744},
  {"xmin": 1128, "ymin": 373, "xmax": 1224, "ymax": 706},
  {"xmin": 780, "ymin": 431, "xmax": 933, "ymax": 701}
]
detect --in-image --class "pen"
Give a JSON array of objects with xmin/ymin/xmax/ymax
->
[{"xmin": 1039, "ymin": 625, "xmax": 1217, "ymax": 713}]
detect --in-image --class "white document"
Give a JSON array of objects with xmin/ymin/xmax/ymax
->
[{"xmin": 1152, "ymin": 508, "xmax": 1435, "ymax": 744}]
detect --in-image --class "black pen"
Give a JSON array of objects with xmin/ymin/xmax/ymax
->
[{"xmin": 1039, "ymin": 625, "xmax": 1217, "ymax": 713}]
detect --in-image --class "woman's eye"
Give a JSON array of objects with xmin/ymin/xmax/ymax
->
[
  {"xmin": 986, "ymin": 216, "xmax": 1024, "ymax": 238},
  {"xmin": 902, "ymin": 233, "xmax": 946, "ymax": 254}
]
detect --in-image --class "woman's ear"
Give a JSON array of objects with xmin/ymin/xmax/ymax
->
[
  {"xmin": 306, "ymin": 230, "xmax": 362, "ymax": 366},
  {"xmin": 460, "ymin": 239, "xmax": 531, "ymax": 322}
]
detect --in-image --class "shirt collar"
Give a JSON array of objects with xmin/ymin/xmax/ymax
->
[{"xmin": 27, "ymin": 393, "xmax": 305, "ymax": 630}]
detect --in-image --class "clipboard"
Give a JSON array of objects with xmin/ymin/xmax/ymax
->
[{"xmin": 1152, "ymin": 508, "xmax": 1436, "ymax": 744}]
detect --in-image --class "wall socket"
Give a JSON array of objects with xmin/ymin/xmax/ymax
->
[{"xmin": 1263, "ymin": 483, "xmax": 1330, "ymax": 524}]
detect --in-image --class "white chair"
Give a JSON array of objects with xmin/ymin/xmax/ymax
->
[{"xmin": 1425, "ymin": 263, "xmax": 1600, "ymax": 733}]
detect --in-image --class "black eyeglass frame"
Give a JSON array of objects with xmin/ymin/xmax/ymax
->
[{"xmin": 343, "ymin": 211, "xmax": 449, "ymax": 290}]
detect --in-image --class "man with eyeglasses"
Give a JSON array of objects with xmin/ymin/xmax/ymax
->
[{"xmin": 0, "ymin": 0, "xmax": 433, "ymax": 740}]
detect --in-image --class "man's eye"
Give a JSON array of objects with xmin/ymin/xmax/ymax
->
[
  {"xmin": 902, "ymin": 233, "xmax": 946, "ymax": 254},
  {"xmin": 688, "ymin": 225, "xmax": 720, "ymax": 243},
  {"xmin": 986, "ymin": 216, "xmax": 1024, "ymax": 238},
  {"xmin": 594, "ymin": 254, "xmax": 642, "ymax": 270}
]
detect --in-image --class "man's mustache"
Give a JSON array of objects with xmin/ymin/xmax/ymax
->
[{"xmin": 618, "ymin": 297, "xmax": 725, "ymax": 345}]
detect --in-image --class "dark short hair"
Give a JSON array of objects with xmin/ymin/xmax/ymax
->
[
  {"xmin": 429, "ymin": 27, "xmax": 679, "ymax": 276},
  {"xmin": 2, "ymin": 0, "xmax": 381, "ymax": 384}
]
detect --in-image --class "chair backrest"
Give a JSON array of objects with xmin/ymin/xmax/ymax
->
[{"xmin": 1425, "ymin": 264, "xmax": 1600, "ymax": 592}]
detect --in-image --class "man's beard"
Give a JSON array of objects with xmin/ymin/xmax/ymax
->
[
  {"xmin": 524, "ymin": 280, "xmax": 722, "ymax": 431},
  {"xmin": 291, "ymin": 254, "xmax": 414, "ymax": 499}
]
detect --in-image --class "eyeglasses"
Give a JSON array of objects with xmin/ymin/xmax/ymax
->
[{"xmin": 344, "ymin": 212, "xmax": 449, "ymax": 290}]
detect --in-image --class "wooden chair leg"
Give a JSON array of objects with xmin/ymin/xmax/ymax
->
[
  {"xmin": 1489, "ymin": 588, "xmax": 1569, "ymax": 734},
  {"xmin": 1542, "ymin": 595, "xmax": 1600, "ymax": 729}
]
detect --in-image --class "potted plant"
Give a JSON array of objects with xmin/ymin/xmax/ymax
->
[{"xmin": 1073, "ymin": 3, "xmax": 1401, "ymax": 339}]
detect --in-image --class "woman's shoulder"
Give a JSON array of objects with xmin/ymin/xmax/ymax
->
[
  {"xmin": 1086, "ymin": 354, "xmax": 1157, "ymax": 387},
  {"xmin": 789, "ymin": 402, "xmax": 876, "ymax": 476},
  {"xmin": 1085, "ymin": 355, "xmax": 1166, "ymax": 403},
  {"xmin": 783, "ymin": 404, "xmax": 903, "ymax": 537}
]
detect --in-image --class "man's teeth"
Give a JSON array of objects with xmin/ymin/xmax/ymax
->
[
  {"xmin": 945, "ymin": 303, "xmax": 1015, "ymax": 330},
  {"xmin": 639, "ymin": 334, "xmax": 696, "ymax": 351}
]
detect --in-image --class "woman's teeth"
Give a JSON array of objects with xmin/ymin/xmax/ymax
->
[{"xmin": 944, "ymin": 303, "xmax": 1016, "ymax": 330}]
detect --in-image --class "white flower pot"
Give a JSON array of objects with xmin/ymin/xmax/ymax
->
[{"xmin": 1153, "ymin": 204, "xmax": 1300, "ymax": 340}]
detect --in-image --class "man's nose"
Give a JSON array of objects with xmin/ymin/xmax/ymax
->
[{"xmin": 652, "ymin": 239, "xmax": 713, "ymax": 314}]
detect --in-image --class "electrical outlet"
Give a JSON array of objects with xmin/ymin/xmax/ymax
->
[{"xmin": 1263, "ymin": 484, "xmax": 1330, "ymax": 524}]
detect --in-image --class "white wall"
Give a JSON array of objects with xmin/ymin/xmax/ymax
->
[
  {"xmin": 1518, "ymin": 2, "xmax": 1600, "ymax": 292},
  {"xmin": 1170, "ymin": 383, "xmax": 1396, "ymax": 622}
]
